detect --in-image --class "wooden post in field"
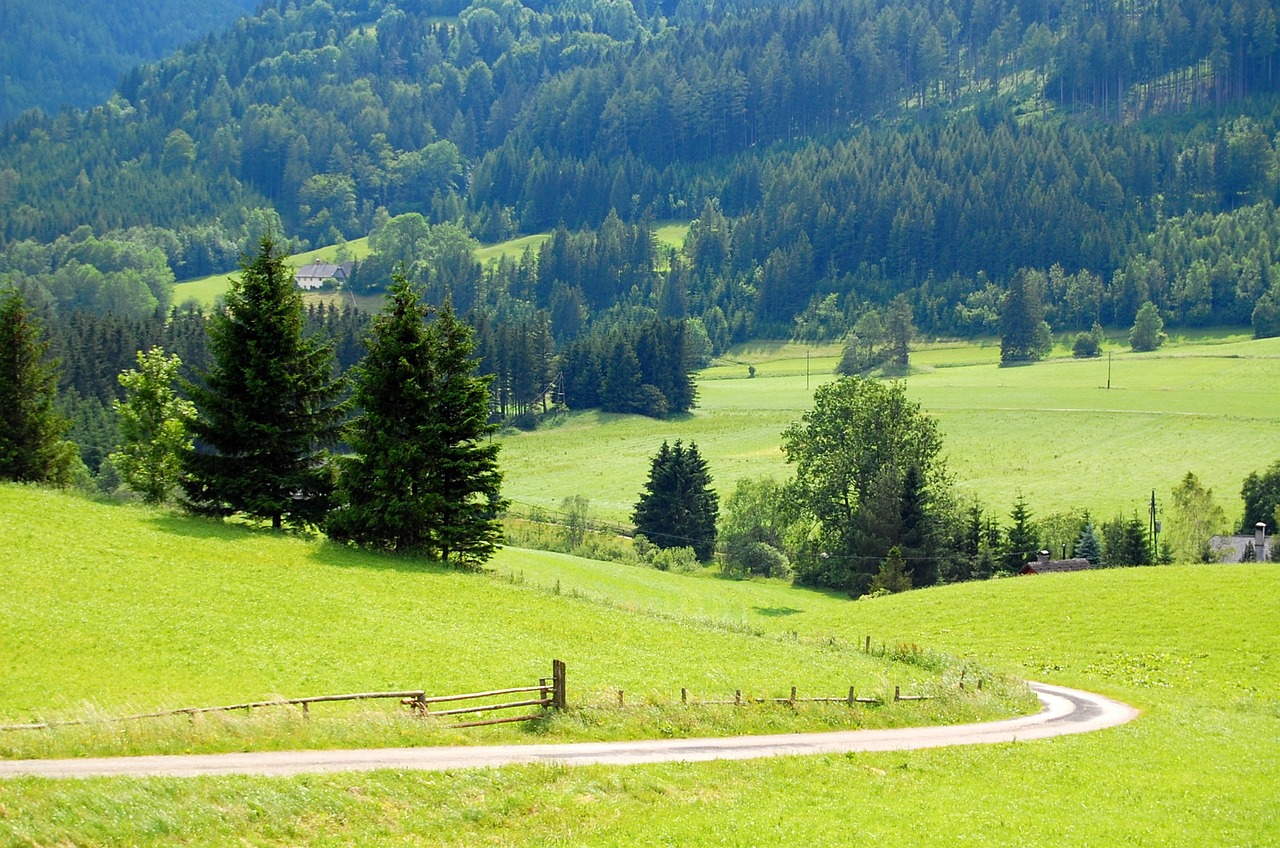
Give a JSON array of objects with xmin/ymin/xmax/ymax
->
[
  {"xmin": 734, "ymin": 689, "xmax": 741, "ymax": 706},
  {"xmin": 790, "ymin": 686, "xmax": 797, "ymax": 705},
  {"xmin": 617, "ymin": 690, "xmax": 625, "ymax": 707},
  {"xmin": 681, "ymin": 688, "xmax": 687, "ymax": 704},
  {"xmin": 894, "ymin": 686, "xmax": 901, "ymax": 702},
  {"xmin": 865, "ymin": 635, "xmax": 871, "ymax": 653},
  {"xmin": 847, "ymin": 686, "xmax": 855, "ymax": 706},
  {"xmin": 552, "ymin": 659, "xmax": 567, "ymax": 710}
]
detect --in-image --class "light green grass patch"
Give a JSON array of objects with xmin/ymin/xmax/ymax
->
[
  {"xmin": 474, "ymin": 233, "xmax": 551, "ymax": 265},
  {"xmin": 0, "ymin": 485, "xmax": 1003, "ymax": 761},
  {"xmin": 4, "ymin": 551, "xmax": 1276, "ymax": 846},
  {"xmin": 171, "ymin": 239, "xmax": 372, "ymax": 309},
  {"xmin": 500, "ymin": 334, "xmax": 1280, "ymax": 523}
]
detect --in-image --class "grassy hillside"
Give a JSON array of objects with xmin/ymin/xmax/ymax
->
[
  {"xmin": 2, "ymin": 482, "xmax": 1276, "ymax": 845},
  {"xmin": 0, "ymin": 485, "xmax": 1006, "ymax": 761},
  {"xmin": 171, "ymin": 238, "xmax": 372, "ymax": 309},
  {"xmin": 498, "ymin": 333, "xmax": 1280, "ymax": 524}
]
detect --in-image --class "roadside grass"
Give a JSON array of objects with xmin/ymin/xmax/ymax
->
[
  {"xmin": 0, "ymin": 485, "xmax": 1013, "ymax": 761},
  {"xmin": 499, "ymin": 332, "xmax": 1280, "ymax": 523},
  {"xmin": 3, "ymin": 548, "xmax": 1276, "ymax": 846}
]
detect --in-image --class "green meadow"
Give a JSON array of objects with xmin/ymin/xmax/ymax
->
[
  {"xmin": 171, "ymin": 238, "xmax": 372, "ymax": 309},
  {"xmin": 498, "ymin": 332, "xmax": 1280, "ymax": 524},
  {"xmin": 1, "ymin": 479, "xmax": 1276, "ymax": 845},
  {"xmin": 170, "ymin": 222, "xmax": 691, "ymax": 309},
  {"xmin": 0, "ymin": 485, "xmax": 1010, "ymax": 763}
]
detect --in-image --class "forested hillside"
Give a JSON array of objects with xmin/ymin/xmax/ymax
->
[
  {"xmin": 4, "ymin": 0, "xmax": 1280, "ymax": 422},
  {"xmin": 0, "ymin": 0, "xmax": 258, "ymax": 123}
]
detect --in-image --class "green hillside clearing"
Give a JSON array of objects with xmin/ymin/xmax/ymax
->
[
  {"xmin": 498, "ymin": 333, "xmax": 1280, "ymax": 524},
  {"xmin": 1, "ymin": 480, "xmax": 1275, "ymax": 845},
  {"xmin": 0, "ymin": 485, "xmax": 1010, "ymax": 762}
]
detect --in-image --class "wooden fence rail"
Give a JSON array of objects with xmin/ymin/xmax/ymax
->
[{"xmin": 1, "ymin": 659, "xmax": 568, "ymax": 732}]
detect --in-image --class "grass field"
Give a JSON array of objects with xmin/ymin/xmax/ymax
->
[
  {"xmin": 171, "ymin": 238, "xmax": 372, "ymax": 309},
  {"xmin": 0, "ymin": 485, "xmax": 1011, "ymax": 763},
  {"xmin": 172, "ymin": 223, "xmax": 693, "ymax": 308},
  {"xmin": 1, "ymin": 478, "xmax": 1276, "ymax": 845},
  {"xmin": 498, "ymin": 332, "xmax": 1280, "ymax": 525}
]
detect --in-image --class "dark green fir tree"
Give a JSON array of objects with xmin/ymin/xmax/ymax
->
[
  {"xmin": 182, "ymin": 235, "xmax": 345, "ymax": 530},
  {"xmin": 1075, "ymin": 522, "xmax": 1103, "ymax": 565},
  {"xmin": 329, "ymin": 279, "xmax": 506, "ymax": 564},
  {"xmin": 0, "ymin": 287, "xmax": 76, "ymax": 485},
  {"xmin": 632, "ymin": 440, "xmax": 719, "ymax": 561}
]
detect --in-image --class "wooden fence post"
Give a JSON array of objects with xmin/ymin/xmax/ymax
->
[
  {"xmin": 681, "ymin": 687, "xmax": 687, "ymax": 704},
  {"xmin": 734, "ymin": 689, "xmax": 741, "ymax": 706},
  {"xmin": 552, "ymin": 659, "xmax": 567, "ymax": 710},
  {"xmin": 865, "ymin": 635, "xmax": 871, "ymax": 653},
  {"xmin": 847, "ymin": 686, "xmax": 855, "ymax": 706},
  {"xmin": 790, "ymin": 686, "xmax": 797, "ymax": 705},
  {"xmin": 894, "ymin": 686, "xmax": 901, "ymax": 702}
]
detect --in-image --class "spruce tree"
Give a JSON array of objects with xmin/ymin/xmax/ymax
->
[
  {"xmin": 1003, "ymin": 493, "xmax": 1039, "ymax": 571},
  {"xmin": 182, "ymin": 235, "xmax": 345, "ymax": 530},
  {"xmin": 633, "ymin": 440, "xmax": 719, "ymax": 561},
  {"xmin": 0, "ymin": 286, "xmax": 76, "ymax": 485},
  {"xmin": 1000, "ymin": 271, "xmax": 1052, "ymax": 364},
  {"xmin": 1075, "ymin": 522, "xmax": 1103, "ymax": 565},
  {"xmin": 329, "ymin": 280, "xmax": 505, "ymax": 563}
]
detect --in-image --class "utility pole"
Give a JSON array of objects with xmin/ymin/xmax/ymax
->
[{"xmin": 1149, "ymin": 489, "xmax": 1159, "ymax": 561}]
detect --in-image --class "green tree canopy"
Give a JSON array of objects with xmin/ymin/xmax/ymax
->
[
  {"xmin": 110, "ymin": 346, "xmax": 194, "ymax": 504},
  {"xmin": 182, "ymin": 235, "xmax": 345, "ymax": 530},
  {"xmin": 1240, "ymin": 460, "xmax": 1280, "ymax": 534},
  {"xmin": 1130, "ymin": 300, "xmax": 1167, "ymax": 351},
  {"xmin": 1000, "ymin": 270, "xmax": 1053, "ymax": 364},
  {"xmin": 632, "ymin": 440, "xmax": 719, "ymax": 562},
  {"xmin": 781, "ymin": 376, "xmax": 949, "ymax": 594},
  {"xmin": 1166, "ymin": 472, "xmax": 1229, "ymax": 563},
  {"xmin": 329, "ymin": 277, "xmax": 505, "ymax": 563},
  {"xmin": 0, "ymin": 286, "xmax": 75, "ymax": 484}
]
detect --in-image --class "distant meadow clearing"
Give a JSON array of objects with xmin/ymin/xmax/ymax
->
[{"xmin": 497, "ymin": 332, "xmax": 1280, "ymax": 525}]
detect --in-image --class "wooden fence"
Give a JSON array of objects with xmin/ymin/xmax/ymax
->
[
  {"xmin": 611, "ymin": 683, "xmax": 934, "ymax": 708},
  {"xmin": 1, "ymin": 660, "xmax": 567, "ymax": 732}
]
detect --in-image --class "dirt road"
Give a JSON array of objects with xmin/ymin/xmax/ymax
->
[{"xmin": 0, "ymin": 682, "xmax": 1136, "ymax": 779}]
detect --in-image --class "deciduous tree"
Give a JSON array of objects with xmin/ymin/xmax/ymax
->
[
  {"xmin": 782, "ymin": 377, "xmax": 950, "ymax": 594},
  {"xmin": 1166, "ymin": 472, "xmax": 1228, "ymax": 563},
  {"xmin": 1130, "ymin": 300, "xmax": 1167, "ymax": 351},
  {"xmin": 110, "ymin": 346, "xmax": 194, "ymax": 503}
]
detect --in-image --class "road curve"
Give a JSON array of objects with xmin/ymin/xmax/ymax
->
[{"xmin": 0, "ymin": 682, "xmax": 1137, "ymax": 779}]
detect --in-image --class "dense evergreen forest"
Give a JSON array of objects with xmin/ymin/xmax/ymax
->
[
  {"xmin": 4, "ymin": 0, "xmax": 1280, "ymax": 445},
  {"xmin": 0, "ymin": 0, "xmax": 258, "ymax": 123}
]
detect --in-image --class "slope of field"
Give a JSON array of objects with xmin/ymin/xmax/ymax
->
[
  {"xmin": 0, "ymin": 485, "xmax": 1005, "ymax": 762},
  {"xmin": 3, "ymin": 486, "xmax": 1275, "ymax": 845},
  {"xmin": 497, "ymin": 333, "xmax": 1280, "ymax": 524}
]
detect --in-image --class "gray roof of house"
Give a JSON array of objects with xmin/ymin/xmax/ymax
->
[
  {"xmin": 1022, "ymin": 558, "xmax": 1094, "ymax": 574},
  {"xmin": 1208, "ymin": 535, "xmax": 1273, "ymax": 563},
  {"xmin": 295, "ymin": 262, "xmax": 352, "ymax": 279}
]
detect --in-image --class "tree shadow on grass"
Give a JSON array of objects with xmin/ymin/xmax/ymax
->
[
  {"xmin": 306, "ymin": 540, "xmax": 460, "ymax": 576},
  {"xmin": 753, "ymin": 606, "xmax": 803, "ymax": 617}
]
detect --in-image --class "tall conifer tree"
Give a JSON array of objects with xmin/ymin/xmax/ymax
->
[
  {"xmin": 0, "ymin": 287, "xmax": 75, "ymax": 484},
  {"xmin": 329, "ymin": 278, "xmax": 505, "ymax": 563},
  {"xmin": 182, "ymin": 236, "xmax": 344, "ymax": 530},
  {"xmin": 632, "ymin": 440, "xmax": 719, "ymax": 561}
]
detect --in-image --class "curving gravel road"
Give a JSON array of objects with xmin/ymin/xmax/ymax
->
[{"xmin": 0, "ymin": 682, "xmax": 1137, "ymax": 779}]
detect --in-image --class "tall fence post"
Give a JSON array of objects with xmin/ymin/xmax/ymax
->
[{"xmin": 552, "ymin": 659, "xmax": 567, "ymax": 710}]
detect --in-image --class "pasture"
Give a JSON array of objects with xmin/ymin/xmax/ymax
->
[
  {"xmin": 1, "ymin": 477, "xmax": 1275, "ymax": 845},
  {"xmin": 497, "ymin": 332, "xmax": 1280, "ymax": 525},
  {"xmin": 0, "ymin": 485, "xmax": 1008, "ymax": 763}
]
